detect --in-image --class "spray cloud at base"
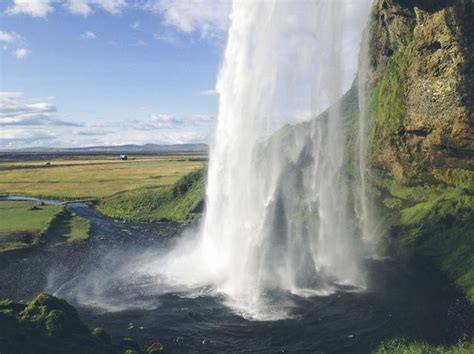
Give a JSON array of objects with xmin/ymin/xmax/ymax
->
[{"xmin": 59, "ymin": 0, "xmax": 375, "ymax": 320}]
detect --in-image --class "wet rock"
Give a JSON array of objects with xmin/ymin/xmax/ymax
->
[
  {"xmin": 92, "ymin": 327, "xmax": 112, "ymax": 344},
  {"xmin": 120, "ymin": 337, "xmax": 141, "ymax": 352},
  {"xmin": 147, "ymin": 342, "xmax": 164, "ymax": 353}
]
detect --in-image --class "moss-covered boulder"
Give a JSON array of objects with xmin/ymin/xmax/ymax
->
[
  {"xmin": 0, "ymin": 293, "xmax": 144, "ymax": 354},
  {"xmin": 374, "ymin": 337, "xmax": 474, "ymax": 353}
]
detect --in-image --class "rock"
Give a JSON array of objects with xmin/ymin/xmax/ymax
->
[
  {"xmin": 92, "ymin": 327, "xmax": 112, "ymax": 344},
  {"xmin": 367, "ymin": 0, "xmax": 474, "ymax": 186},
  {"xmin": 120, "ymin": 337, "xmax": 142, "ymax": 352},
  {"xmin": 147, "ymin": 342, "xmax": 164, "ymax": 353},
  {"xmin": 0, "ymin": 293, "xmax": 122, "ymax": 353}
]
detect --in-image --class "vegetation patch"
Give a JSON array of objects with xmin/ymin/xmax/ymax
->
[
  {"xmin": 49, "ymin": 209, "xmax": 91, "ymax": 244},
  {"xmin": 0, "ymin": 155, "xmax": 205, "ymax": 199},
  {"xmin": 0, "ymin": 201, "xmax": 62, "ymax": 253},
  {"xmin": 397, "ymin": 189, "xmax": 474, "ymax": 303},
  {"xmin": 374, "ymin": 338, "xmax": 474, "ymax": 353},
  {"xmin": 382, "ymin": 197, "xmax": 403, "ymax": 210},
  {"xmin": 369, "ymin": 42, "xmax": 413, "ymax": 158},
  {"xmin": 432, "ymin": 168, "xmax": 474, "ymax": 191},
  {"xmin": 0, "ymin": 292, "xmax": 157, "ymax": 353},
  {"xmin": 97, "ymin": 168, "xmax": 206, "ymax": 223},
  {"xmin": 376, "ymin": 175, "xmax": 474, "ymax": 304}
]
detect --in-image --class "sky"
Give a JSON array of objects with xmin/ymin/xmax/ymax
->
[{"xmin": 0, "ymin": 0, "xmax": 232, "ymax": 148}]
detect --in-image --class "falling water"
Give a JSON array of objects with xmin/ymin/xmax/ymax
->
[
  {"xmin": 150, "ymin": 0, "xmax": 373, "ymax": 319},
  {"xmin": 62, "ymin": 0, "xmax": 374, "ymax": 320}
]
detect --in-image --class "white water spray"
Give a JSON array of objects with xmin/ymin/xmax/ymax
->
[
  {"xmin": 151, "ymin": 0, "xmax": 373, "ymax": 318},
  {"xmin": 62, "ymin": 0, "xmax": 374, "ymax": 320}
]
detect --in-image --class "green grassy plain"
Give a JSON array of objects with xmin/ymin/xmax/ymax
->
[
  {"xmin": 0, "ymin": 201, "xmax": 62, "ymax": 252},
  {"xmin": 0, "ymin": 155, "xmax": 206, "ymax": 199},
  {"xmin": 0, "ymin": 201, "xmax": 91, "ymax": 253},
  {"xmin": 97, "ymin": 168, "xmax": 206, "ymax": 222}
]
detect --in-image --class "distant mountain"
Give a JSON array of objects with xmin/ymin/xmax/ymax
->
[{"xmin": 0, "ymin": 143, "xmax": 208, "ymax": 155}]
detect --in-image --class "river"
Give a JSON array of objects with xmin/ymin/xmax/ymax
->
[{"xmin": 0, "ymin": 197, "xmax": 472, "ymax": 353}]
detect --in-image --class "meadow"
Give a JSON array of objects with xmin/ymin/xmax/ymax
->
[
  {"xmin": 0, "ymin": 153, "xmax": 206, "ymax": 253},
  {"xmin": 0, "ymin": 200, "xmax": 91, "ymax": 254},
  {"xmin": 0, "ymin": 155, "xmax": 206, "ymax": 199}
]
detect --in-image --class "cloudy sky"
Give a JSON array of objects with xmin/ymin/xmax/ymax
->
[{"xmin": 0, "ymin": 0, "xmax": 232, "ymax": 148}]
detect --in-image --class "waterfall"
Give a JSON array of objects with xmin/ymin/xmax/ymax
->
[
  {"xmin": 149, "ymin": 0, "xmax": 373, "ymax": 319},
  {"xmin": 57, "ymin": 0, "xmax": 374, "ymax": 320}
]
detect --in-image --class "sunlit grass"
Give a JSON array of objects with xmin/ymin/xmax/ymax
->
[
  {"xmin": 0, "ymin": 155, "xmax": 206, "ymax": 199},
  {"xmin": 0, "ymin": 201, "xmax": 62, "ymax": 252}
]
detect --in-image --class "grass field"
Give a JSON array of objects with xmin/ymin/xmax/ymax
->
[
  {"xmin": 0, "ymin": 201, "xmax": 91, "ymax": 253},
  {"xmin": 0, "ymin": 155, "xmax": 206, "ymax": 199},
  {"xmin": 0, "ymin": 201, "xmax": 62, "ymax": 252},
  {"xmin": 97, "ymin": 168, "xmax": 206, "ymax": 222},
  {"xmin": 50, "ymin": 210, "xmax": 91, "ymax": 243}
]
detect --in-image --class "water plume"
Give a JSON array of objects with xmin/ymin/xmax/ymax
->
[
  {"xmin": 150, "ymin": 0, "xmax": 373, "ymax": 319},
  {"xmin": 61, "ymin": 0, "xmax": 374, "ymax": 320}
]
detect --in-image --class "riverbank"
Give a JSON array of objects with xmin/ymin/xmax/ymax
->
[
  {"xmin": 0, "ymin": 201, "xmax": 90, "ymax": 256},
  {"xmin": 96, "ymin": 168, "xmax": 206, "ymax": 223}
]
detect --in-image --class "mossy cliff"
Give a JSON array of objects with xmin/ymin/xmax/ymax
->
[
  {"xmin": 365, "ymin": 0, "xmax": 474, "ymax": 306},
  {"xmin": 367, "ymin": 0, "xmax": 473, "ymax": 184}
]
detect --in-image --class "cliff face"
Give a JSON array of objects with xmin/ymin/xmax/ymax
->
[
  {"xmin": 368, "ymin": 0, "xmax": 474, "ymax": 187},
  {"xmin": 266, "ymin": 0, "xmax": 474, "ymax": 303},
  {"xmin": 367, "ymin": 0, "xmax": 474, "ymax": 303}
]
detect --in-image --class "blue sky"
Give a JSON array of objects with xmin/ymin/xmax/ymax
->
[{"xmin": 0, "ymin": 0, "xmax": 232, "ymax": 148}]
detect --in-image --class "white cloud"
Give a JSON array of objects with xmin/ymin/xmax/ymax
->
[
  {"xmin": 66, "ymin": 0, "xmax": 127, "ymax": 16},
  {"xmin": 81, "ymin": 31, "xmax": 97, "ymax": 40},
  {"xmin": 153, "ymin": 30, "xmax": 180, "ymax": 44},
  {"xmin": 0, "ymin": 129, "xmax": 56, "ymax": 148},
  {"xmin": 15, "ymin": 48, "xmax": 31, "ymax": 59},
  {"xmin": 0, "ymin": 94, "xmax": 213, "ymax": 148},
  {"xmin": 188, "ymin": 114, "xmax": 214, "ymax": 126},
  {"xmin": 200, "ymin": 89, "xmax": 217, "ymax": 96},
  {"xmin": 131, "ymin": 113, "xmax": 214, "ymax": 131},
  {"xmin": 0, "ymin": 92, "xmax": 81, "ymax": 127},
  {"xmin": 6, "ymin": 0, "xmax": 126, "ymax": 17},
  {"xmin": 146, "ymin": 0, "xmax": 231, "ymax": 39},
  {"xmin": 133, "ymin": 114, "xmax": 183, "ymax": 130},
  {"xmin": 131, "ymin": 21, "xmax": 140, "ymax": 30},
  {"xmin": 7, "ymin": 0, "xmax": 54, "ymax": 17},
  {"xmin": 0, "ymin": 31, "xmax": 22, "ymax": 43}
]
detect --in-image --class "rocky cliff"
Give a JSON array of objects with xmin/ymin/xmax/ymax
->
[
  {"xmin": 368, "ymin": 0, "xmax": 473, "ymax": 186},
  {"xmin": 366, "ymin": 0, "xmax": 474, "ymax": 303}
]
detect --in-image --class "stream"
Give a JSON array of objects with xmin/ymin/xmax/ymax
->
[{"xmin": 0, "ymin": 197, "xmax": 472, "ymax": 353}]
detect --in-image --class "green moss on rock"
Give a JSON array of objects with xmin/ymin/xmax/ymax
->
[
  {"xmin": 383, "ymin": 197, "xmax": 403, "ymax": 210},
  {"xmin": 393, "ymin": 189, "xmax": 474, "ymax": 303},
  {"xmin": 374, "ymin": 337, "xmax": 474, "ymax": 353},
  {"xmin": 432, "ymin": 168, "xmax": 474, "ymax": 191},
  {"xmin": 0, "ymin": 293, "xmax": 146, "ymax": 353},
  {"xmin": 92, "ymin": 327, "xmax": 112, "ymax": 345}
]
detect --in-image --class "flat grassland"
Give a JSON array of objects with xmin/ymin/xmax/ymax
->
[
  {"xmin": 0, "ymin": 201, "xmax": 61, "ymax": 252},
  {"xmin": 0, "ymin": 155, "xmax": 206, "ymax": 199},
  {"xmin": 0, "ymin": 201, "xmax": 91, "ymax": 253}
]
